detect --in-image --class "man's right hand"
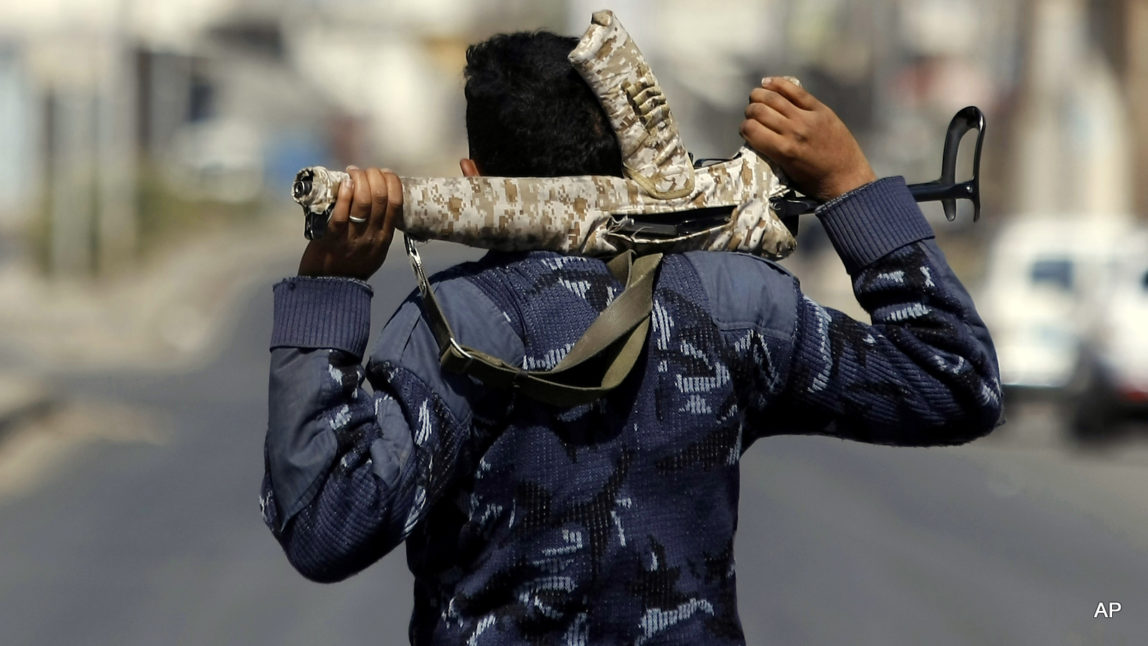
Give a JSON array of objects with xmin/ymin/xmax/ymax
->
[
  {"xmin": 740, "ymin": 77, "xmax": 876, "ymax": 202},
  {"xmin": 297, "ymin": 166, "xmax": 402, "ymax": 281}
]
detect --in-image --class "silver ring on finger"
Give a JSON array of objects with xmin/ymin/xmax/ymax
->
[{"xmin": 348, "ymin": 215, "xmax": 367, "ymax": 223}]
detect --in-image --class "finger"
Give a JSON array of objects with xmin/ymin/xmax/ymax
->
[
  {"xmin": 348, "ymin": 165, "xmax": 372, "ymax": 228},
  {"xmin": 744, "ymin": 101, "xmax": 789, "ymax": 135},
  {"xmin": 379, "ymin": 170, "xmax": 403, "ymax": 234},
  {"xmin": 749, "ymin": 87, "xmax": 800, "ymax": 119},
  {"xmin": 739, "ymin": 118, "xmax": 788, "ymax": 158},
  {"xmin": 762, "ymin": 76, "xmax": 819, "ymax": 111},
  {"xmin": 327, "ymin": 168, "xmax": 357, "ymax": 236},
  {"xmin": 364, "ymin": 167, "xmax": 390, "ymax": 229}
]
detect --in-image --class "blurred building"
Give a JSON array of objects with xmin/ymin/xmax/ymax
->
[{"xmin": 0, "ymin": 0, "xmax": 560, "ymax": 277}]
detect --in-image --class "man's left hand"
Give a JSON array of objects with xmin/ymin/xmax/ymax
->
[
  {"xmin": 298, "ymin": 166, "xmax": 402, "ymax": 280},
  {"xmin": 741, "ymin": 78, "xmax": 876, "ymax": 202}
]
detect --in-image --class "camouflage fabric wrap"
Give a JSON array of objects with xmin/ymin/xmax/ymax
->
[
  {"xmin": 291, "ymin": 10, "xmax": 798, "ymax": 260},
  {"xmin": 569, "ymin": 10, "xmax": 695, "ymax": 199}
]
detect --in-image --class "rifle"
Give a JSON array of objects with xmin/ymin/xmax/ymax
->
[{"xmin": 292, "ymin": 11, "xmax": 984, "ymax": 259}]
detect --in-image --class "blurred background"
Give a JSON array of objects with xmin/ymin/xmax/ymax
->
[{"xmin": 1, "ymin": 0, "xmax": 1146, "ymax": 644}]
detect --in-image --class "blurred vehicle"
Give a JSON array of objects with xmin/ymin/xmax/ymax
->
[
  {"xmin": 978, "ymin": 214, "xmax": 1135, "ymax": 395},
  {"xmin": 1069, "ymin": 231, "xmax": 1148, "ymax": 440}
]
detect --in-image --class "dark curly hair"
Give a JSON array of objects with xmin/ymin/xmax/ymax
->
[{"xmin": 464, "ymin": 31, "xmax": 623, "ymax": 178}]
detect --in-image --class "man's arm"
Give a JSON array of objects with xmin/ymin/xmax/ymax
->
[
  {"xmin": 263, "ymin": 276, "xmax": 513, "ymax": 582},
  {"xmin": 772, "ymin": 179, "xmax": 1001, "ymax": 444},
  {"xmin": 262, "ymin": 166, "xmax": 498, "ymax": 582},
  {"xmin": 263, "ymin": 279, "xmax": 419, "ymax": 583},
  {"xmin": 261, "ymin": 166, "xmax": 410, "ymax": 582},
  {"xmin": 738, "ymin": 78, "xmax": 1001, "ymax": 444}
]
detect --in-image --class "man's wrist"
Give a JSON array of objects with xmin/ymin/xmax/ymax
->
[
  {"xmin": 815, "ymin": 176, "xmax": 934, "ymax": 274},
  {"xmin": 819, "ymin": 167, "xmax": 878, "ymax": 202},
  {"xmin": 271, "ymin": 276, "xmax": 374, "ymax": 356}
]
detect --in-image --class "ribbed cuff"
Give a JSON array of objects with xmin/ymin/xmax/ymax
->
[
  {"xmin": 815, "ymin": 176, "xmax": 935, "ymax": 275},
  {"xmin": 270, "ymin": 277, "xmax": 373, "ymax": 356}
]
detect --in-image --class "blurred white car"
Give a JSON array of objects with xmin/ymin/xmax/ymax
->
[
  {"xmin": 1070, "ymin": 231, "xmax": 1148, "ymax": 438},
  {"xmin": 978, "ymin": 214, "xmax": 1136, "ymax": 393}
]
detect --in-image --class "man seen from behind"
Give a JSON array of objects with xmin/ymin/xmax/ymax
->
[{"xmin": 261, "ymin": 29, "xmax": 1001, "ymax": 645}]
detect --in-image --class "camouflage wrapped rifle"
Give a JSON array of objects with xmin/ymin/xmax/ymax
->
[
  {"xmin": 292, "ymin": 10, "xmax": 799, "ymax": 261},
  {"xmin": 293, "ymin": 11, "xmax": 986, "ymax": 258}
]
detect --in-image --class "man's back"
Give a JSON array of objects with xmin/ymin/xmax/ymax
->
[{"xmin": 396, "ymin": 249, "xmax": 786, "ymax": 643}]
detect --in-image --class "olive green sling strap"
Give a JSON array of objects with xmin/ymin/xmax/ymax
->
[{"xmin": 403, "ymin": 235, "xmax": 661, "ymax": 407}]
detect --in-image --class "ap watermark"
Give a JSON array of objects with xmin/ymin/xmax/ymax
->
[{"xmin": 1094, "ymin": 602, "xmax": 1122, "ymax": 619}]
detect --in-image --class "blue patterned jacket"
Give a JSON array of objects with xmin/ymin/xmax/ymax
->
[{"xmin": 262, "ymin": 177, "xmax": 1002, "ymax": 644}]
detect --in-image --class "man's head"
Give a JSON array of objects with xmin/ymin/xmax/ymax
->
[{"xmin": 463, "ymin": 31, "xmax": 623, "ymax": 178}]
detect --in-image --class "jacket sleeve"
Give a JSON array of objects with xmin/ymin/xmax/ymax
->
[
  {"xmin": 261, "ymin": 273, "xmax": 520, "ymax": 583},
  {"xmin": 759, "ymin": 177, "xmax": 1002, "ymax": 446}
]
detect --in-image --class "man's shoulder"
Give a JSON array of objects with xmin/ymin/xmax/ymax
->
[
  {"xmin": 681, "ymin": 250, "xmax": 795, "ymax": 280},
  {"xmin": 679, "ymin": 251, "xmax": 799, "ymax": 332}
]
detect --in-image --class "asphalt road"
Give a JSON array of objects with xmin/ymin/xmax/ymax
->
[{"xmin": 1, "ymin": 249, "xmax": 1146, "ymax": 645}]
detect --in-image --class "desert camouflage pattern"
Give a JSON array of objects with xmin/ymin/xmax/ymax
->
[
  {"xmin": 569, "ymin": 10, "xmax": 695, "ymax": 199},
  {"xmin": 292, "ymin": 10, "xmax": 798, "ymax": 261}
]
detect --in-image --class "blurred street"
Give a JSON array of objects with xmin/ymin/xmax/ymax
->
[{"xmin": 1, "ymin": 226, "xmax": 1146, "ymax": 645}]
